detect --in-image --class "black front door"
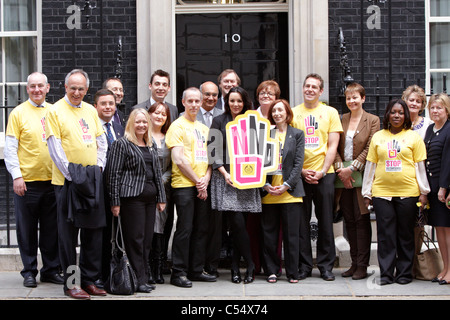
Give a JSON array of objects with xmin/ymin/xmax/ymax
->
[{"xmin": 176, "ymin": 12, "xmax": 289, "ymax": 109}]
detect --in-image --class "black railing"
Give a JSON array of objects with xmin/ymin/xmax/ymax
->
[{"xmin": 0, "ymin": 84, "xmax": 22, "ymax": 248}]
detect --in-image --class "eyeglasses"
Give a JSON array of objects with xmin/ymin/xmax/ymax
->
[{"xmin": 259, "ymin": 91, "xmax": 275, "ymax": 97}]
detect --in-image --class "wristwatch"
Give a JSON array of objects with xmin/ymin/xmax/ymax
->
[{"xmin": 321, "ymin": 170, "xmax": 327, "ymax": 177}]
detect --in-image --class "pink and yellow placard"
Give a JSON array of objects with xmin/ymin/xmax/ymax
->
[{"xmin": 226, "ymin": 111, "xmax": 278, "ymax": 189}]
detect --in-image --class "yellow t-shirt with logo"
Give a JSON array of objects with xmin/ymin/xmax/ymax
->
[
  {"xmin": 291, "ymin": 102, "xmax": 343, "ymax": 172},
  {"xmin": 45, "ymin": 98, "xmax": 104, "ymax": 186},
  {"xmin": 6, "ymin": 100, "xmax": 53, "ymax": 181},
  {"xmin": 166, "ymin": 116, "xmax": 209, "ymax": 188},
  {"xmin": 366, "ymin": 129, "xmax": 426, "ymax": 197},
  {"xmin": 262, "ymin": 131, "xmax": 302, "ymax": 204}
]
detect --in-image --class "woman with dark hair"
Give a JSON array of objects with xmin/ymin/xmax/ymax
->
[
  {"xmin": 261, "ymin": 99, "xmax": 305, "ymax": 283},
  {"xmin": 209, "ymin": 86, "xmax": 260, "ymax": 283},
  {"xmin": 147, "ymin": 102, "xmax": 172, "ymax": 284},
  {"xmin": 362, "ymin": 99, "xmax": 430, "ymax": 285},
  {"xmin": 107, "ymin": 108, "xmax": 166, "ymax": 293}
]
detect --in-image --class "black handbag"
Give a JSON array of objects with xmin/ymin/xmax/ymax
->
[{"xmin": 104, "ymin": 216, "xmax": 138, "ymax": 295}]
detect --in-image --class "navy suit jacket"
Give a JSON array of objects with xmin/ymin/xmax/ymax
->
[{"xmin": 110, "ymin": 121, "xmax": 124, "ymax": 148}]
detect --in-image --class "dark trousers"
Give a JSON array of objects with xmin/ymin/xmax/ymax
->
[
  {"xmin": 55, "ymin": 186, "xmax": 103, "ymax": 290},
  {"xmin": 228, "ymin": 211, "xmax": 254, "ymax": 272},
  {"xmin": 100, "ymin": 178, "xmax": 117, "ymax": 283},
  {"xmin": 120, "ymin": 182, "xmax": 157, "ymax": 285},
  {"xmin": 262, "ymin": 202, "xmax": 301, "ymax": 279},
  {"xmin": 299, "ymin": 173, "xmax": 336, "ymax": 273},
  {"xmin": 162, "ymin": 187, "xmax": 175, "ymax": 264},
  {"xmin": 373, "ymin": 197, "xmax": 417, "ymax": 282},
  {"xmin": 340, "ymin": 188, "xmax": 372, "ymax": 267},
  {"xmin": 14, "ymin": 181, "xmax": 60, "ymax": 278},
  {"xmin": 204, "ymin": 207, "xmax": 222, "ymax": 274},
  {"xmin": 171, "ymin": 187, "xmax": 209, "ymax": 278}
]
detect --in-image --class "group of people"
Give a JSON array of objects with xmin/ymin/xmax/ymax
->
[{"xmin": 4, "ymin": 68, "xmax": 449, "ymax": 299}]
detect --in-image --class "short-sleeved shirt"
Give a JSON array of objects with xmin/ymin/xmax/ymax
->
[
  {"xmin": 165, "ymin": 116, "xmax": 209, "ymax": 188},
  {"xmin": 6, "ymin": 100, "xmax": 53, "ymax": 181},
  {"xmin": 367, "ymin": 129, "xmax": 427, "ymax": 197},
  {"xmin": 291, "ymin": 102, "xmax": 343, "ymax": 172},
  {"xmin": 45, "ymin": 98, "xmax": 104, "ymax": 185}
]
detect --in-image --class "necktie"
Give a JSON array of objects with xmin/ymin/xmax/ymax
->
[
  {"xmin": 105, "ymin": 122, "xmax": 115, "ymax": 145},
  {"xmin": 205, "ymin": 112, "xmax": 211, "ymax": 128}
]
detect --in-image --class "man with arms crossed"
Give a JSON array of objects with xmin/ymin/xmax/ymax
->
[{"xmin": 292, "ymin": 73, "xmax": 343, "ymax": 281}]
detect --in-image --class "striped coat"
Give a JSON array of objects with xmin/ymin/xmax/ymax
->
[{"xmin": 106, "ymin": 136, "xmax": 166, "ymax": 207}]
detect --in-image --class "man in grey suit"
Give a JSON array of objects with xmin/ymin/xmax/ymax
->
[
  {"xmin": 198, "ymin": 81, "xmax": 223, "ymax": 127},
  {"xmin": 197, "ymin": 81, "xmax": 223, "ymax": 277},
  {"xmin": 132, "ymin": 69, "xmax": 179, "ymax": 123}
]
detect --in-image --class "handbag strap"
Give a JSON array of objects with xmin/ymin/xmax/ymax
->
[
  {"xmin": 420, "ymin": 229, "xmax": 438, "ymax": 251},
  {"xmin": 115, "ymin": 215, "xmax": 126, "ymax": 254},
  {"xmin": 109, "ymin": 215, "xmax": 126, "ymax": 255}
]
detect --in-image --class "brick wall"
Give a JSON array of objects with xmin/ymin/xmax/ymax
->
[
  {"xmin": 41, "ymin": 0, "xmax": 138, "ymax": 114},
  {"xmin": 328, "ymin": 0, "xmax": 426, "ymax": 116}
]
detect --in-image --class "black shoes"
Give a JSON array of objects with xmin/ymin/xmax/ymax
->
[
  {"xmin": 230, "ymin": 269, "xmax": 254, "ymax": 284},
  {"xmin": 231, "ymin": 270, "xmax": 242, "ymax": 283},
  {"xmin": 243, "ymin": 270, "xmax": 255, "ymax": 284},
  {"xmin": 188, "ymin": 272, "xmax": 217, "ymax": 282},
  {"xmin": 298, "ymin": 270, "xmax": 312, "ymax": 280},
  {"xmin": 170, "ymin": 276, "xmax": 193, "ymax": 288},
  {"xmin": 40, "ymin": 273, "xmax": 64, "ymax": 285},
  {"xmin": 395, "ymin": 278, "xmax": 412, "ymax": 285},
  {"xmin": 25, "ymin": 273, "xmax": 64, "ymax": 288},
  {"xmin": 320, "ymin": 270, "xmax": 335, "ymax": 281},
  {"xmin": 137, "ymin": 283, "xmax": 153, "ymax": 293},
  {"xmin": 23, "ymin": 275, "xmax": 37, "ymax": 288},
  {"xmin": 297, "ymin": 269, "xmax": 335, "ymax": 281}
]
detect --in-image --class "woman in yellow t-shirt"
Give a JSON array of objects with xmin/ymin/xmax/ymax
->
[
  {"xmin": 261, "ymin": 99, "xmax": 305, "ymax": 283},
  {"xmin": 362, "ymin": 99, "xmax": 430, "ymax": 285}
]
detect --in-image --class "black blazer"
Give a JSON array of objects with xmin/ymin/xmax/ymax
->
[
  {"xmin": 425, "ymin": 120, "xmax": 450, "ymax": 192},
  {"xmin": 106, "ymin": 137, "xmax": 166, "ymax": 207},
  {"xmin": 261, "ymin": 125, "xmax": 306, "ymax": 198},
  {"xmin": 208, "ymin": 113, "xmax": 233, "ymax": 172},
  {"xmin": 62, "ymin": 163, "xmax": 106, "ymax": 228},
  {"xmin": 132, "ymin": 99, "xmax": 179, "ymax": 124}
]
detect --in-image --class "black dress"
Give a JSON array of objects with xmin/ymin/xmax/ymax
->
[{"xmin": 424, "ymin": 120, "xmax": 450, "ymax": 227}]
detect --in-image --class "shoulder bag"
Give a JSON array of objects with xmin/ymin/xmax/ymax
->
[{"xmin": 104, "ymin": 216, "xmax": 139, "ymax": 295}]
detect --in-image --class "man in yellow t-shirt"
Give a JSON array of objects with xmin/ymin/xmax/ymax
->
[
  {"xmin": 45, "ymin": 69, "xmax": 107, "ymax": 299},
  {"xmin": 166, "ymin": 87, "xmax": 215, "ymax": 287},
  {"xmin": 4, "ymin": 72, "xmax": 62, "ymax": 288},
  {"xmin": 291, "ymin": 73, "xmax": 343, "ymax": 281}
]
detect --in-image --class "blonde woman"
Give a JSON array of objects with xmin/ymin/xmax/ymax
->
[
  {"xmin": 106, "ymin": 108, "xmax": 166, "ymax": 293},
  {"xmin": 424, "ymin": 93, "xmax": 450, "ymax": 284},
  {"xmin": 402, "ymin": 85, "xmax": 434, "ymax": 138}
]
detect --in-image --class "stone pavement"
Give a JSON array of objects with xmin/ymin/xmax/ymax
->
[{"xmin": 1, "ymin": 266, "xmax": 448, "ymax": 301}]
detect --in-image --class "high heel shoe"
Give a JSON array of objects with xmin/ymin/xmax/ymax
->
[
  {"xmin": 231, "ymin": 270, "xmax": 242, "ymax": 283},
  {"xmin": 439, "ymin": 279, "xmax": 450, "ymax": 285},
  {"xmin": 244, "ymin": 269, "xmax": 255, "ymax": 284}
]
